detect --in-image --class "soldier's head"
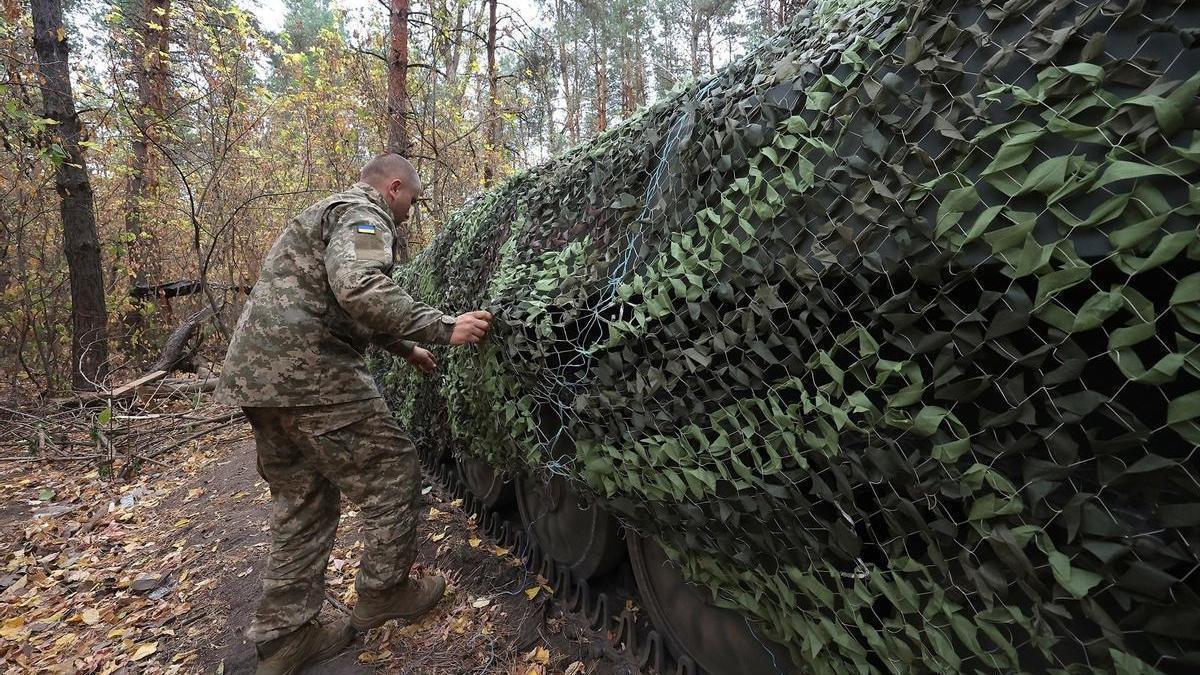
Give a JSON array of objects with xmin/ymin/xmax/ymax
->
[{"xmin": 360, "ymin": 153, "xmax": 424, "ymax": 224}]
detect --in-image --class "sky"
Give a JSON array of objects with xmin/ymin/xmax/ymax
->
[{"xmin": 245, "ymin": 0, "xmax": 545, "ymax": 36}]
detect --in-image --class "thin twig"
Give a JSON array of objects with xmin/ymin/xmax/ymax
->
[
  {"xmin": 325, "ymin": 589, "xmax": 352, "ymax": 615},
  {"xmin": 146, "ymin": 411, "xmax": 245, "ymax": 459}
]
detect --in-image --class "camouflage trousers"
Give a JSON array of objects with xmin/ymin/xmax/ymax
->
[{"xmin": 242, "ymin": 397, "xmax": 421, "ymax": 644}]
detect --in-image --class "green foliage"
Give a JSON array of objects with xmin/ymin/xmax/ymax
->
[{"xmin": 380, "ymin": 0, "xmax": 1200, "ymax": 671}]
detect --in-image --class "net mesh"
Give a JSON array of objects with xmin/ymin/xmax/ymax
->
[{"xmin": 375, "ymin": 0, "xmax": 1200, "ymax": 671}]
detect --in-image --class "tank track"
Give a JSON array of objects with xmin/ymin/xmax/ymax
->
[{"xmin": 422, "ymin": 457, "xmax": 699, "ymax": 675}]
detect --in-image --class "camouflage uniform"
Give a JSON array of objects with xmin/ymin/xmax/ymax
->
[{"xmin": 216, "ymin": 182, "xmax": 455, "ymax": 644}]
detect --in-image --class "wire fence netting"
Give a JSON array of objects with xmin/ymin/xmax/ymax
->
[{"xmin": 376, "ymin": 0, "xmax": 1200, "ymax": 671}]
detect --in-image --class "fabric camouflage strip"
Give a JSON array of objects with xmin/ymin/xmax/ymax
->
[{"xmin": 373, "ymin": 0, "xmax": 1200, "ymax": 672}]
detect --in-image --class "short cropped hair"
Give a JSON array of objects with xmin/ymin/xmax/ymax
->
[{"xmin": 360, "ymin": 153, "xmax": 418, "ymax": 186}]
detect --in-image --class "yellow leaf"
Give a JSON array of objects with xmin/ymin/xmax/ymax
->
[
  {"xmin": 55, "ymin": 26, "xmax": 65, "ymax": 42},
  {"xmin": 430, "ymin": 533, "xmax": 446, "ymax": 542},
  {"xmin": 358, "ymin": 650, "xmax": 392, "ymax": 663},
  {"xmin": 54, "ymin": 633, "xmax": 77, "ymax": 648},
  {"xmin": 131, "ymin": 642, "xmax": 157, "ymax": 661},
  {"xmin": 494, "ymin": 547, "xmax": 510, "ymax": 556},
  {"xmin": 0, "ymin": 616, "xmax": 25, "ymax": 638},
  {"xmin": 428, "ymin": 507, "xmax": 443, "ymax": 517},
  {"xmin": 524, "ymin": 586, "xmax": 541, "ymax": 600},
  {"xmin": 532, "ymin": 646, "xmax": 550, "ymax": 664},
  {"xmin": 468, "ymin": 537, "xmax": 481, "ymax": 548},
  {"xmin": 82, "ymin": 608, "xmax": 101, "ymax": 625}
]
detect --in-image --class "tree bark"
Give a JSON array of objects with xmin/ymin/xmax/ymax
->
[
  {"xmin": 705, "ymin": 16, "xmax": 715, "ymax": 73},
  {"xmin": 386, "ymin": 0, "xmax": 410, "ymax": 154},
  {"xmin": 592, "ymin": 24, "xmax": 606, "ymax": 132},
  {"xmin": 31, "ymin": 0, "xmax": 109, "ymax": 390},
  {"xmin": 554, "ymin": 0, "xmax": 577, "ymax": 143},
  {"xmin": 619, "ymin": 36, "xmax": 632, "ymax": 117},
  {"xmin": 483, "ymin": 0, "xmax": 498, "ymax": 185},
  {"xmin": 151, "ymin": 303, "xmax": 215, "ymax": 373},
  {"xmin": 689, "ymin": 16, "xmax": 701, "ymax": 78},
  {"xmin": 124, "ymin": 0, "xmax": 170, "ymax": 341}
]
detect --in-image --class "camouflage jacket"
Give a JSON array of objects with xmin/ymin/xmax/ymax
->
[{"xmin": 216, "ymin": 182, "xmax": 455, "ymax": 406}]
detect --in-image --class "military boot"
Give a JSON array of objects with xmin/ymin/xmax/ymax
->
[
  {"xmin": 255, "ymin": 618, "xmax": 354, "ymax": 675},
  {"xmin": 350, "ymin": 575, "xmax": 447, "ymax": 631}
]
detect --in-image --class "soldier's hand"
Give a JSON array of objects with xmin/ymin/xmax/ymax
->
[
  {"xmin": 450, "ymin": 310, "xmax": 492, "ymax": 345},
  {"xmin": 404, "ymin": 346, "xmax": 437, "ymax": 373}
]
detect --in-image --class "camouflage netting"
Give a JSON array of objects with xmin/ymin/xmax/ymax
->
[{"xmin": 374, "ymin": 0, "xmax": 1200, "ymax": 671}]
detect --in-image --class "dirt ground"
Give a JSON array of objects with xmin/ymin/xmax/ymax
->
[{"xmin": 0, "ymin": 412, "xmax": 631, "ymax": 674}]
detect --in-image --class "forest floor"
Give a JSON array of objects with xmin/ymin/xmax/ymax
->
[{"xmin": 0, "ymin": 400, "xmax": 629, "ymax": 674}]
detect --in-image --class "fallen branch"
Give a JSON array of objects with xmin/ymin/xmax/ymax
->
[
  {"xmin": 152, "ymin": 304, "xmax": 219, "ymax": 373},
  {"xmin": 71, "ymin": 370, "xmax": 167, "ymax": 403},
  {"xmin": 325, "ymin": 589, "xmax": 351, "ymax": 615},
  {"xmin": 111, "ymin": 370, "xmax": 168, "ymax": 398},
  {"xmin": 0, "ymin": 454, "xmax": 107, "ymax": 463},
  {"xmin": 137, "ymin": 377, "xmax": 217, "ymax": 397},
  {"xmin": 145, "ymin": 410, "xmax": 245, "ymax": 459}
]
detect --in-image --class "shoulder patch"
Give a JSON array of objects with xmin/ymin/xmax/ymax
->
[{"xmin": 355, "ymin": 222, "xmax": 378, "ymax": 235}]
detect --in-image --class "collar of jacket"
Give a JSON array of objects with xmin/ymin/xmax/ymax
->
[{"xmin": 350, "ymin": 182, "xmax": 392, "ymax": 219}]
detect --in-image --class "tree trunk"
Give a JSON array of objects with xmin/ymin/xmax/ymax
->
[
  {"xmin": 689, "ymin": 14, "xmax": 701, "ymax": 78},
  {"xmin": 554, "ymin": 0, "xmax": 576, "ymax": 143},
  {"xmin": 124, "ymin": 0, "xmax": 170, "ymax": 342},
  {"xmin": 619, "ymin": 37, "xmax": 632, "ymax": 117},
  {"xmin": 386, "ymin": 0, "xmax": 410, "ymax": 154},
  {"xmin": 31, "ymin": 0, "xmax": 109, "ymax": 390},
  {"xmin": 483, "ymin": 0, "xmax": 498, "ymax": 185},
  {"xmin": 592, "ymin": 25, "xmax": 606, "ymax": 132},
  {"xmin": 634, "ymin": 34, "xmax": 646, "ymax": 108},
  {"xmin": 706, "ymin": 17, "xmax": 715, "ymax": 73}
]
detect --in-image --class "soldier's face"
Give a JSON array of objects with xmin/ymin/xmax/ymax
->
[{"xmin": 386, "ymin": 178, "xmax": 424, "ymax": 224}]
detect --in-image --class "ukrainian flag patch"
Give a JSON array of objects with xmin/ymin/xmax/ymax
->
[{"xmin": 355, "ymin": 222, "xmax": 377, "ymax": 235}]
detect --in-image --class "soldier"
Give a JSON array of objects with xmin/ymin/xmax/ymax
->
[{"xmin": 216, "ymin": 153, "xmax": 492, "ymax": 674}]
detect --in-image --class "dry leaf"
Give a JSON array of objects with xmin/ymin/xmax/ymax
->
[
  {"xmin": 0, "ymin": 616, "xmax": 25, "ymax": 638},
  {"xmin": 565, "ymin": 661, "xmax": 586, "ymax": 675},
  {"xmin": 54, "ymin": 633, "xmax": 77, "ymax": 648},
  {"xmin": 531, "ymin": 646, "xmax": 550, "ymax": 664},
  {"xmin": 431, "ymin": 533, "xmax": 446, "ymax": 542},
  {"xmin": 468, "ymin": 537, "xmax": 481, "ymax": 548},
  {"xmin": 55, "ymin": 26, "xmax": 65, "ymax": 42},
  {"xmin": 493, "ymin": 547, "xmax": 510, "ymax": 556},
  {"xmin": 524, "ymin": 586, "xmax": 541, "ymax": 600},
  {"xmin": 81, "ymin": 608, "xmax": 101, "ymax": 625},
  {"xmin": 131, "ymin": 642, "xmax": 157, "ymax": 661},
  {"xmin": 428, "ymin": 507, "xmax": 443, "ymax": 517},
  {"xmin": 358, "ymin": 650, "xmax": 392, "ymax": 663},
  {"xmin": 472, "ymin": 597, "xmax": 491, "ymax": 608}
]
